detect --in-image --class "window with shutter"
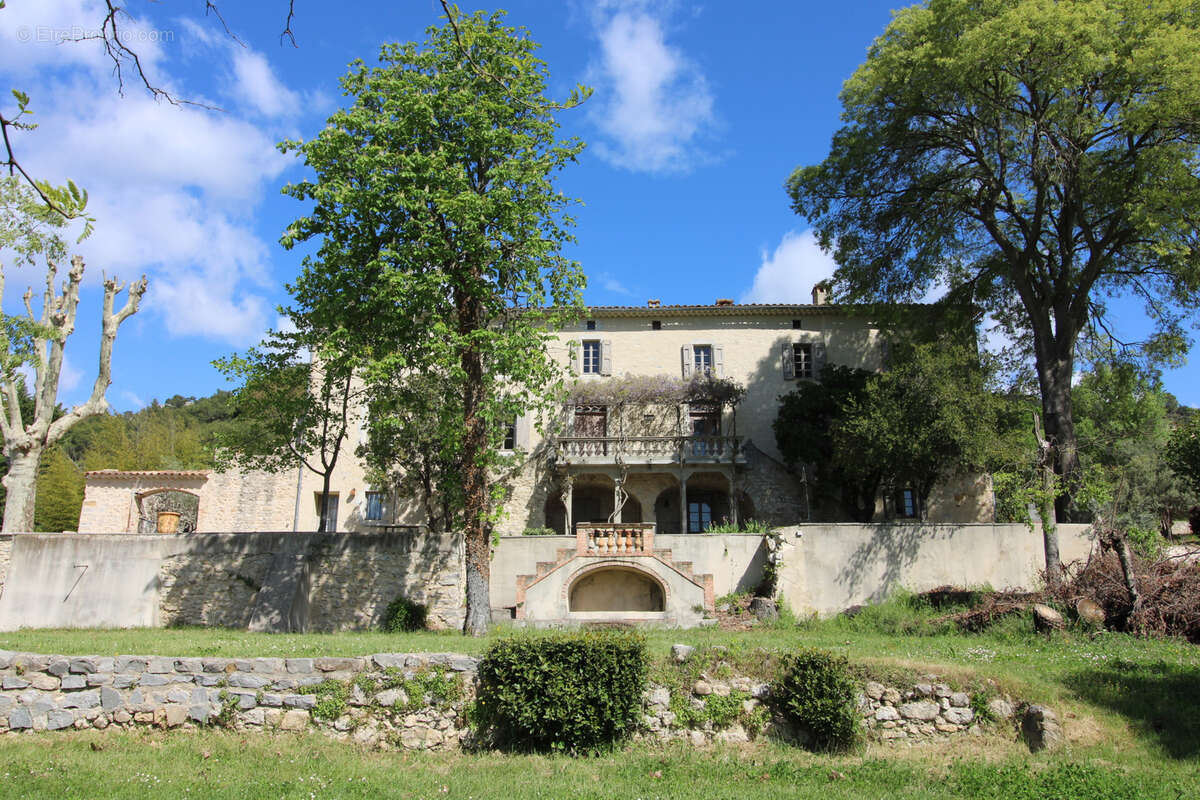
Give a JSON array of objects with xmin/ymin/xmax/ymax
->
[
  {"xmin": 582, "ymin": 340, "xmax": 601, "ymax": 374},
  {"xmin": 365, "ymin": 491, "xmax": 384, "ymax": 522},
  {"xmin": 792, "ymin": 343, "xmax": 813, "ymax": 379}
]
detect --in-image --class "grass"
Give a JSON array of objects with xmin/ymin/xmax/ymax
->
[
  {"xmin": 3, "ymin": 593, "xmax": 1200, "ymax": 797},
  {"xmin": 0, "ymin": 731, "xmax": 1196, "ymax": 799}
]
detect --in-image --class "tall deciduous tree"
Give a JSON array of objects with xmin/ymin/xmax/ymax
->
[
  {"xmin": 0, "ymin": 177, "xmax": 145, "ymax": 532},
  {"xmin": 280, "ymin": 10, "xmax": 587, "ymax": 632},
  {"xmin": 787, "ymin": 0, "xmax": 1200, "ymax": 577}
]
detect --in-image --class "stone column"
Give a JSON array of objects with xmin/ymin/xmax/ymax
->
[
  {"xmin": 679, "ymin": 472, "xmax": 689, "ymax": 535},
  {"xmin": 728, "ymin": 470, "xmax": 739, "ymax": 529}
]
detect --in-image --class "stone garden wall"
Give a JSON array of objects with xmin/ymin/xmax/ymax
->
[
  {"xmin": 0, "ymin": 649, "xmax": 1022, "ymax": 750},
  {"xmin": 0, "ymin": 532, "xmax": 465, "ymax": 633}
]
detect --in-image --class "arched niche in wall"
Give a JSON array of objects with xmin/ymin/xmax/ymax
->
[
  {"xmin": 135, "ymin": 489, "xmax": 200, "ymax": 534},
  {"xmin": 568, "ymin": 566, "xmax": 665, "ymax": 612}
]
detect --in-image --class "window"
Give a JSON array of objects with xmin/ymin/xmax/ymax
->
[
  {"xmin": 682, "ymin": 344, "xmax": 723, "ymax": 378},
  {"xmin": 792, "ymin": 319, "xmax": 802, "ymax": 329},
  {"xmin": 502, "ymin": 420, "xmax": 517, "ymax": 450},
  {"xmin": 792, "ymin": 342, "xmax": 813, "ymax": 379},
  {"xmin": 689, "ymin": 407, "xmax": 720, "ymax": 456},
  {"xmin": 365, "ymin": 491, "xmax": 384, "ymax": 522},
  {"xmin": 688, "ymin": 499, "xmax": 714, "ymax": 533},
  {"xmin": 896, "ymin": 488, "xmax": 918, "ymax": 519},
  {"xmin": 651, "ymin": 320, "xmax": 661, "ymax": 330},
  {"xmin": 586, "ymin": 320, "xmax": 596, "ymax": 331},
  {"xmin": 315, "ymin": 492, "xmax": 339, "ymax": 531},
  {"xmin": 582, "ymin": 340, "xmax": 602, "ymax": 374},
  {"xmin": 782, "ymin": 340, "xmax": 825, "ymax": 380}
]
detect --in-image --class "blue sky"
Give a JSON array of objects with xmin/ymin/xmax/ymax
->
[{"xmin": 1, "ymin": 0, "xmax": 1196, "ymax": 411}]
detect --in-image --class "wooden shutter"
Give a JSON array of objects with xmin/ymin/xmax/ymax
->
[
  {"xmin": 781, "ymin": 342, "xmax": 796, "ymax": 380},
  {"xmin": 681, "ymin": 344, "xmax": 693, "ymax": 378},
  {"xmin": 714, "ymin": 345, "xmax": 725, "ymax": 377},
  {"xmin": 572, "ymin": 340, "xmax": 582, "ymax": 375},
  {"xmin": 515, "ymin": 415, "xmax": 531, "ymax": 449},
  {"xmin": 813, "ymin": 341, "xmax": 827, "ymax": 378},
  {"xmin": 600, "ymin": 339, "xmax": 613, "ymax": 375}
]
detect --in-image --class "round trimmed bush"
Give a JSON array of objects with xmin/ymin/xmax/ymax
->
[{"xmin": 773, "ymin": 648, "xmax": 859, "ymax": 751}]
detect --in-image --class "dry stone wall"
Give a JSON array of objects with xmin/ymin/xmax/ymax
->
[
  {"xmin": 0, "ymin": 650, "xmax": 475, "ymax": 749},
  {"xmin": 1, "ymin": 649, "xmax": 1019, "ymax": 751}
]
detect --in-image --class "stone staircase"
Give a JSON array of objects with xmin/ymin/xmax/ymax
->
[{"xmin": 512, "ymin": 524, "xmax": 715, "ymax": 627}]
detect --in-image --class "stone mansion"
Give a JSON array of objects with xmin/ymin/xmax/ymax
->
[{"xmin": 79, "ymin": 286, "xmax": 993, "ymax": 537}]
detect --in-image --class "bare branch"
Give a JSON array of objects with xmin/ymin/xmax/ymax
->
[
  {"xmin": 46, "ymin": 266, "xmax": 147, "ymax": 444},
  {"xmin": 280, "ymin": 0, "xmax": 298, "ymax": 47},
  {"xmin": 205, "ymin": 2, "xmax": 246, "ymax": 48}
]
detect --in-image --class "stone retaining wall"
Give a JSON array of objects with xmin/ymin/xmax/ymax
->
[
  {"xmin": 1, "ymin": 650, "xmax": 1013, "ymax": 749},
  {"xmin": 0, "ymin": 649, "xmax": 477, "ymax": 749},
  {"xmin": 0, "ymin": 531, "xmax": 466, "ymax": 632}
]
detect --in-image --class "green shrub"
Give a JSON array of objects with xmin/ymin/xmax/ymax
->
[
  {"xmin": 471, "ymin": 631, "xmax": 648, "ymax": 753},
  {"xmin": 521, "ymin": 527, "xmax": 558, "ymax": 536},
  {"xmin": 382, "ymin": 596, "xmax": 428, "ymax": 633},
  {"xmin": 298, "ymin": 679, "xmax": 349, "ymax": 721},
  {"xmin": 1125, "ymin": 524, "xmax": 1164, "ymax": 560},
  {"xmin": 773, "ymin": 648, "xmax": 859, "ymax": 752},
  {"xmin": 705, "ymin": 518, "xmax": 772, "ymax": 534}
]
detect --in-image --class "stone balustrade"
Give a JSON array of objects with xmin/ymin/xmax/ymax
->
[{"xmin": 576, "ymin": 523, "xmax": 656, "ymax": 556}]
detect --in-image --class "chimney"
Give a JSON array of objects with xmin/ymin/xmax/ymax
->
[
  {"xmin": 811, "ymin": 282, "xmax": 831, "ymax": 305},
  {"xmin": 715, "ymin": 298, "xmax": 734, "ymax": 306},
  {"xmin": 647, "ymin": 299, "xmax": 661, "ymax": 307}
]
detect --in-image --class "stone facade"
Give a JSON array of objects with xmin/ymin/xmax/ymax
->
[
  {"xmin": 77, "ymin": 298, "xmax": 993, "ymax": 540},
  {"xmin": 79, "ymin": 469, "xmax": 297, "ymax": 533}
]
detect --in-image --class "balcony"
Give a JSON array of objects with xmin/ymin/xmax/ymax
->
[{"xmin": 551, "ymin": 435, "xmax": 745, "ymax": 466}]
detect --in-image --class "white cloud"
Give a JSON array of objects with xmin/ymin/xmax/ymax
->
[
  {"xmin": 228, "ymin": 48, "xmax": 302, "ymax": 118},
  {"xmin": 740, "ymin": 230, "xmax": 836, "ymax": 304},
  {"xmin": 2, "ymin": 1, "xmax": 298, "ymax": 347},
  {"xmin": 587, "ymin": 2, "xmax": 716, "ymax": 173},
  {"xmin": 120, "ymin": 390, "xmax": 146, "ymax": 411},
  {"xmin": 58, "ymin": 354, "xmax": 84, "ymax": 395},
  {"xmin": 599, "ymin": 273, "xmax": 633, "ymax": 295}
]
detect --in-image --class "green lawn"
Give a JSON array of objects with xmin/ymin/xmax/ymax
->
[
  {"xmin": 0, "ymin": 730, "xmax": 1196, "ymax": 799},
  {"xmin": 3, "ymin": 600, "xmax": 1199, "ymax": 798}
]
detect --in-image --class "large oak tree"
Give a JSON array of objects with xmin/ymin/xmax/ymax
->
[{"xmin": 788, "ymin": 0, "xmax": 1200, "ymax": 578}]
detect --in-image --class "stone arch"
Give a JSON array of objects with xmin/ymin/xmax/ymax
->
[
  {"xmin": 568, "ymin": 565, "xmax": 665, "ymax": 612},
  {"xmin": 544, "ymin": 497, "xmax": 567, "ymax": 535},
  {"xmin": 653, "ymin": 487, "xmax": 681, "ymax": 534},
  {"xmin": 135, "ymin": 488, "xmax": 200, "ymax": 534}
]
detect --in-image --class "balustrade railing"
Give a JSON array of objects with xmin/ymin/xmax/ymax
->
[
  {"xmin": 576, "ymin": 523, "xmax": 655, "ymax": 556},
  {"xmin": 553, "ymin": 435, "xmax": 741, "ymax": 462}
]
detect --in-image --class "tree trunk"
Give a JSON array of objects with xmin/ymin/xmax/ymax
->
[
  {"xmin": 457, "ymin": 287, "xmax": 491, "ymax": 636},
  {"xmin": 316, "ymin": 472, "xmax": 332, "ymax": 532},
  {"xmin": 1, "ymin": 449, "xmax": 41, "ymax": 532},
  {"xmin": 1033, "ymin": 412, "xmax": 1062, "ymax": 586}
]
